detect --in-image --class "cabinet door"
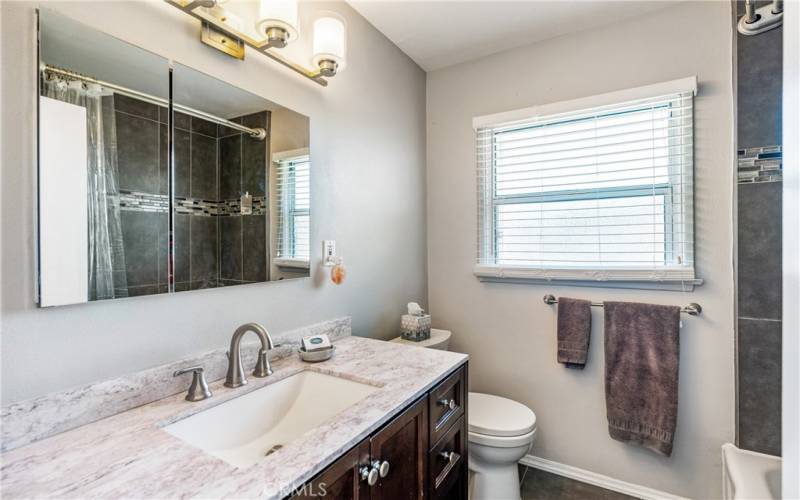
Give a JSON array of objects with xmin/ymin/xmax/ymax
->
[
  {"xmin": 369, "ymin": 397, "xmax": 428, "ymax": 500},
  {"xmin": 293, "ymin": 440, "xmax": 371, "ymax": 500}
]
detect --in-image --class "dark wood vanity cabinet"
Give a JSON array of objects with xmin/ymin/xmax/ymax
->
[
  {"xmin": 293, "ymin": 441, "xmax": 371, "ymax": 500},
  {"xmin": 369, "ymin": 398, "xmax": 428, "ymax": 500},
  {"xmin": 426, "ymin": 367, "xmax": 468, "ymax": 500},
  {"xmin": 291, "ymin": 364, "xmax": 468, "ymax": 500}
]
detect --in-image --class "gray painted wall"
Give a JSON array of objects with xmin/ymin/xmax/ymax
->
[
  {"xmin": 0, "ymin": 1, "xmax": 427, "ymax": 405},
  {"xmin": 735, "ymin": 0, "xmax": 783, "ymax": 456},
  {"xmin": 426, "ymin": 2, "xmax": 734, "ymax": 498}
]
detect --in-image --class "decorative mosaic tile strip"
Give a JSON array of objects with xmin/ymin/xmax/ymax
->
[
  {"xmin": 175, "ymin": 196, "xmax": 266, "ymax": 216},
  {"xmin": 120, "ymin": 191, "xmax": 265, "ymax": 216},
  {"xmin": 174, "ymin": 197, "xmax": 217, "ymax": 216},
  {"xmin": 216, "ymin": 196, "xmax": 267, "ymax": 216},
  {"xmin": 738, "ymin": 145, "xmax": 782, "ymax": 183},
  {"xmin": 119, "ymin": 191, "xmax": 169, "ymax": 212}
]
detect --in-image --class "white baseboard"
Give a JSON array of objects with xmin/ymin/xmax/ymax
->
[{"xmin": 519, "ymin": 454, "xmax": 688, "ymax": 500}]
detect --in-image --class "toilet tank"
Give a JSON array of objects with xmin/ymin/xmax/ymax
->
[{"xmin": 390, "ymin": 328, "xmax": 451, "ymax": 350}]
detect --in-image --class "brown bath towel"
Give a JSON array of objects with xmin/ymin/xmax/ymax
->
[
  {"xmin": 604, "ymin": 301, "xmax": 681, "ymax": 456},
  {"xmin": 557, "ymin": 297, "xmax": 592, "ymax": 369}
]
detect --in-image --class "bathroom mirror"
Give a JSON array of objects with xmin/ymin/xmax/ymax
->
[
  {"xmin": 171, "ymin": 64, "xmax": 311, "ymax": 291},
  {"xmin": 36, "ymin": 10, "xmax": 310, "ymax": 307},
  {"xmin": 37, "ymin": 9, "xmax": 171, "ymax": 306}
]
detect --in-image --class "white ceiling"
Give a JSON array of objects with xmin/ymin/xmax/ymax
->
[{"xmin": 347, "ymin": 1, "xmax": 676, "ymax": 71}]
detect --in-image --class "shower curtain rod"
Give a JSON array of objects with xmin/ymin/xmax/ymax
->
[
  {"xmin": 42, "ymin": 65, "xmax": 267, "ymax": 140},
  {"xmin": 543, "ymin": 294, "xmax": 702, "ymax": 316}
]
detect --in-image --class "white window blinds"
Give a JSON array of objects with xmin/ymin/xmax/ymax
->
[
  {"xmin": 275, "ymin": 153, "xmax": 310, "ymax": 262},
  {"xmin": 475, "ymin": 78, "xmax": 696, "ymax": 283}
]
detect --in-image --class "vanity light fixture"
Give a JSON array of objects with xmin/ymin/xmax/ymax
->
[
  {"xmin": 312, "ymin": 13, "xmax": 346, "ymax": 77},
  {"xmin": 256, "ymin": 0, "xmax": 299, "ymax": 49},
  {"xmin": 165, "ymin": 0, "xmax": 348, "ymax": 86}
]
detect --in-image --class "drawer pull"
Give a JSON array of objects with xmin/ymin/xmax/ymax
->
[
  {"xmin": 434, "ymin": 450, "xmax": 462, "ymax": 489},
  {"xmin": 438, "ymin": 398, "xmax": 457, "ymax": 411},
  {"xmin": 360, "ymin": 464, "xmax": 379, "ymax": 486},
  {"xmin": 440, "ymin": 451, "xmax": 459, "ymax": 465}
]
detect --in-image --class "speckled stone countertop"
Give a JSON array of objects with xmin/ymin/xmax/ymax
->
[{"xmin": 0, "ymin": 337, "xmax": 468, "ymax": 499}]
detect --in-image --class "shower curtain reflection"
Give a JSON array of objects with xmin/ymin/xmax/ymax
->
[{"xmin": 42, "ymin": 75, "xmax": 128, "ymax": 300}]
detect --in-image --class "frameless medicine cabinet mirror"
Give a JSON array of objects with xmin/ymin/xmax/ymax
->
[{"xmin": 36, "ymin": 10, "xmax": 311, "ymax": 307}]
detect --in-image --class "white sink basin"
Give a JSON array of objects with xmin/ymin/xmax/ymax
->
[{"xmin": 163, "ymin": 370, "xmax": 379, "ymax": 468}]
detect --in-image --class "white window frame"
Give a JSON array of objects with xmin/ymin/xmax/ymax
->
[
  {"xmin": 273, "ymin": 148, "xmax": 310, "ymax": 266},
  {"xmin": 473, "ymin": 77, "xmax": 702, "ymax": 288}
]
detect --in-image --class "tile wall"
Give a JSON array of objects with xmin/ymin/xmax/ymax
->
[
  {"xmin": 218, "ymin": 112, "xmax": 269, "ymax": 287},
  {"xmin": 735, "ymin": 0, "xmax": 783, "ymax": 456},
  {"xmin": 114, "ymin": 94, "xmax": 172, "ymax": 296},
  {"xmin": 114, "ymin": 94, "xmax": 270, "ymax": 296}
]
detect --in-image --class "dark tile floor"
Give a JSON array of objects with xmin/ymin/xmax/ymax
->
[{"xmin": 519, "ymin": 466, "xmax": 639, "ymax": 500}]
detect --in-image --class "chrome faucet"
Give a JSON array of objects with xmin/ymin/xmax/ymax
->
[{"xmin": 225, "ymin": 322, "xmax": 274, "ymax": 388}]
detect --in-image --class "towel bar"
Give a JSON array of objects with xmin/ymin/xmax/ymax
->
[{"xmin": 543, "ymin": 294, "xmax": 702, "ymax": 316}]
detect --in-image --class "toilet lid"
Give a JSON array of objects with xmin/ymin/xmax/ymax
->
[{"xmin": 468, "ymin": 392, "xmax": 536, "ymax": 437}]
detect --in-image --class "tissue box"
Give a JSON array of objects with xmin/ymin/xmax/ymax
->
[{"xmin": 401, "ymin": 314, "xmax": 431, "ymax": 341}]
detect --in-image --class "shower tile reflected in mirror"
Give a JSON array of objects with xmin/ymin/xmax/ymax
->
[
  {"xmin": 36, "ymin": 10, "xmax": 310, "ymax": 308},
  {"xmin": 114, "ymin": 95, "xmax": 172, "ymax": 297},
  {"xmin": 172, "ymin": 63, "xmax": 310, "ymax": 292},
  {"xmin": 37, "ymin": 9, "xmax": 170, "ymax": 306}
]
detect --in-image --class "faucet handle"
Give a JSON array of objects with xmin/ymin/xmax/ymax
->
[
  {"xmin": 253, "ymin": 348, "xmax": 274, "ymax": 378},
  {"xmin": 173, "ymin": 366, "xmax": 212, "ymax": 402}
]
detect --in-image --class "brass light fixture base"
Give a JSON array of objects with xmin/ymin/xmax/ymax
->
[
  {"xmin": 201, "ymin": 21, "xmax": 245, "ymax": 60},
  {"xmin": 166, "ymin": 0, "xmax": 330, "ymax": 86}
]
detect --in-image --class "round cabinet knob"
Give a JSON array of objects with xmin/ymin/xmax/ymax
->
[
  {"xmin": 360, "ymin": 465, "xmax": 379, "ymax": 486},
  {"xmin": 438, "ymin": 398, "xmax": 456, "ymax": 411},
  {"xmin": 440, "ymin": 451, "xmax": 459, "ymax": 465},
  {"xmin": 378, "ymin": 460, "xmax": 390, "ymax": 478}
]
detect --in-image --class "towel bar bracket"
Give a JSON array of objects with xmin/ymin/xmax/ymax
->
[{"xmin": 543, "ymin": 294, "xmax": 702, "ymax": 316}]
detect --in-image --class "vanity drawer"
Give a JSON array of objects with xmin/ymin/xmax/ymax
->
[
  {"xmin": 428, "ymin": 416, "xmax": 467, "ymax": 500},
  {"xmin": 428, "ymin": 366, "xmax": 465, "ymax": 445}
]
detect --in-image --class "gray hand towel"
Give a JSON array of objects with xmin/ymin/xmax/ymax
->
[
  {"xmin": 604, "ymin": 301, "xmax": 681, "ymax": 456},
  {"xmin": 557, "ymin": 297, "xmax": 592, "ymax": 369}
]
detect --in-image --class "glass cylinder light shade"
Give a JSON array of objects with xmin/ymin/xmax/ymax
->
[
  {"xmin": 312, "ymin": 14, "xmax": 346, "ymax": 72},
  {"xmin": 256, "ymin": 0, "xmax": 299, "ymax": 42}
]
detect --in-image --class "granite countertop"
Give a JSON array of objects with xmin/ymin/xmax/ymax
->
[{"xmin": 0, "ymin": 336, "xmax": 468, "ymax": 499}]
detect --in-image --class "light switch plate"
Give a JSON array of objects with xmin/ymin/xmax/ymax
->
[{"xmin": 322, "ymin": 240, "xmax": 336, "ymax": 266}]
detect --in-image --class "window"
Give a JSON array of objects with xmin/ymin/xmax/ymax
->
[
  {"xmin": 274, "ymin": 150, "xmax": 310, "ymax": 263},
  {"xmin": 475, "ymin": 78, "xmax": 696, "ymax": 283}
]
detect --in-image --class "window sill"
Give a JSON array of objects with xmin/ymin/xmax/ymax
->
[
  {"xmin": 473, "ymin": 265, "xmax": 703, "ymax": 291},
  {"xmin": 274, "ymin": 258, "xmax": 310, "ymax": 270}
]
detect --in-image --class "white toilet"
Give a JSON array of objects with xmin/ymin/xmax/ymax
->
[
  {"xmin": 389, "ymin": 328, "xmax": 451, "ymax": 350},
  {"xmin": 388, "ymin": 328, "xmax": 537, "ymax": 500},
  {"xmin": 468, "ymin": 392, "xmax": 537, "ymax": 500}
]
